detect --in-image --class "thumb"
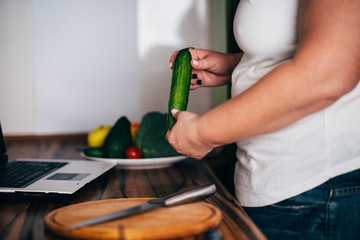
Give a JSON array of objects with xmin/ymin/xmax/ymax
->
[{"xmin": 171, "ymin": 109, "xmax": 181, "ymax": 119}]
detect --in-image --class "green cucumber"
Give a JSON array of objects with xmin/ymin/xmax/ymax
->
[
  {"xmin": 83, "ymin": 147, "xmax": 104, "ymax": 158},
  {"xmin": 168, "ymin": 48, "xmax": 192, "ymax": 129}
]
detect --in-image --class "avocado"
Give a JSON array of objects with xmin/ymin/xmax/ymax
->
[{"xmin": 103, "ymin": 116, "xmax": 132, "ymax": 158}]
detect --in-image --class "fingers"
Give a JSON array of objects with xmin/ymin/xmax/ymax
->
[
  {"xmin": 169, "ymin": 50, "xmax": 180, "ymax": 69},
  {"xmin": 190, "ymin": 71, "xmax": 202, "ymax": 90}
]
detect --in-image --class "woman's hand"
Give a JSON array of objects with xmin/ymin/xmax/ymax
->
[
  {"xmin": 170, "ymin": 49, "xmax": 243, "ymax": 90},
  {"xmin": 167, "ymin": 49, "xmax": 242, "ymax": 158},
  {"xmin": 166, "ymin": 109, "xmax": 213, "ymax": 160}
]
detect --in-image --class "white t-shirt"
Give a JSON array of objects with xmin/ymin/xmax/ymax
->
[{"xmin": 232, "ymin": 0, "xmax": 360, "ymax": 207}]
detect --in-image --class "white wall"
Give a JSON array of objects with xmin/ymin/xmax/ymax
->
[
  {"xmin": 0, "ymin": 0, "xmax": 36, "ymax": 134},
  {"xmin": 137, "ymin": 0, "xmax": 212, "ymax": 117},
  {"xmin": 0, "ymin": 0, "xmax": 218, "ymax": 135},
  {"xmin": 33, "ymin": 0, "xmax": 141, "ymax": 134}
]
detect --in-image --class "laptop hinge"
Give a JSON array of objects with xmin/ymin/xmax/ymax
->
[
  {"xmin": 1, "ymin": 153, "xmax": 8, "ymax": 162},
  {"xmin": 0, "ymin": 122, "xmax": 9, "ymax": 163}
]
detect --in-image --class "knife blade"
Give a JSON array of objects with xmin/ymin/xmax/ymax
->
[{"xmin": 67, "ymin": 183, "xmax": 216, "ymax": 231}]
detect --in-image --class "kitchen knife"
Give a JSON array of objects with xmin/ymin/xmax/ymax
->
[{"xmin": 67, "ymin": 183, "xmax": 216, "ymax": 231}]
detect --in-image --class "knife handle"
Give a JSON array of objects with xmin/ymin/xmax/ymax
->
[{"xmin": 149, "ymin": 184, "xmax": 216, "ymax": 207}]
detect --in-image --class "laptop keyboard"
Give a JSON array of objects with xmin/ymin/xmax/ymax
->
[{"xmin": 0, "ymin": 161, "xmax": 67, "ymax": 188}]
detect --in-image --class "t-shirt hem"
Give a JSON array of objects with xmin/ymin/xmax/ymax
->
[{"xmin": 237, "ymin": 161, "xmax": 360, "ymax": 207}]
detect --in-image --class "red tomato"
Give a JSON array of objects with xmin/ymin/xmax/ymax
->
[{"xmin": 126, "ymin": 146, "xmax": 142, "ymax": 159}]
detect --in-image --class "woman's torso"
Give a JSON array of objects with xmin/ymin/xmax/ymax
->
[{"xmin": 231, "ymin": 0, "xmax": 360, "ymax": 207}]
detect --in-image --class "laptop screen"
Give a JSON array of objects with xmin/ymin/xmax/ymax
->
[{"xmin": 0, "ymin": 122, "xmax": 9, "ymax": 164}]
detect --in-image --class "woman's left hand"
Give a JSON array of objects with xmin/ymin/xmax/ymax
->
[{"xmin": 166, "ymin": 109, "xmax": 213, "ymax": 160}]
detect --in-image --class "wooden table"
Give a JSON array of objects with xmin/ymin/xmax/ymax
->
[{"xmin": 0, "ymin": 137, "xmax": 266, "ymax": 240}]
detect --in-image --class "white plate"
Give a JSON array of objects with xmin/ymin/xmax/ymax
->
[{"xmin": 81, "ymin": 153, "xmax": 187, "ymax": 169}]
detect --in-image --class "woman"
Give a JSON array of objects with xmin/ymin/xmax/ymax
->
[{"xmin": 167, "ymin": 0, "xmax": 360, "ymax": 239}]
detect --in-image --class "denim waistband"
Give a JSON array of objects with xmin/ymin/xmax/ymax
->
[{"xmin": 328, "ymin": 168, "xmax": 360, "ymax": 197}]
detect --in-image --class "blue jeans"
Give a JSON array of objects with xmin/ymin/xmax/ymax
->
[{"xmin": 242, "ymin": 169, "xmax": 360, "ymax": 240}]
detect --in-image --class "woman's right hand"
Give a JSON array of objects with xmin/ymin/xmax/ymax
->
[{"xmin": 170, "ymin": 48, "xmax": 243, "ymax": 90}]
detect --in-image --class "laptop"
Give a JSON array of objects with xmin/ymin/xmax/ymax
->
[{"xmin": 0, "ymin": 122, "xmax": 116, "ymax": 196}]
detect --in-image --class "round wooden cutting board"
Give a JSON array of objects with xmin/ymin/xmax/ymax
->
[{"xmin": 45, "ymin": 198, "xmax": 222, "ymax": 240}]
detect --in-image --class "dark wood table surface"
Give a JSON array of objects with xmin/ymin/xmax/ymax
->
[{"xmin": 0, "ymin": 137, "xmax": 266, "ymax": 240}]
